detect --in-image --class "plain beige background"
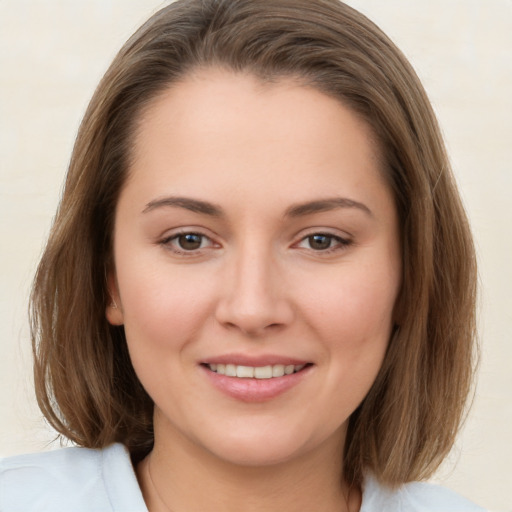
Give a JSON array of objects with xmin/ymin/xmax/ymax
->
[{"xmin": 0, "ymin": 1, "xmax": 510, "ymax": 510}]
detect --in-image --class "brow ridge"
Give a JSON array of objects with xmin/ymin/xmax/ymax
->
[
  {"xmin": 142, "ymin": 196, "xmax": 223, "ymax": 216},
  {"xmin": 142, "ymin": 195, "xmax": 371, "ymax": 218},
  {"xmin": 285, "ymin": 197, "xmax": 372, "ymax": 217}
]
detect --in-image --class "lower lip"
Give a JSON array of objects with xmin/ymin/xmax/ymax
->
[{"xmin": 201, "ymin": 365, "xmax": 312, "ymax": 402}]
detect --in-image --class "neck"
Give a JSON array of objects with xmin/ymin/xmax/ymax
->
[{"xmin": 137, "ymin": 421, "xmax": 360, "ymax": 512}]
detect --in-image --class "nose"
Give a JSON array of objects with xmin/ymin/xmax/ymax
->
[{"xmin": 214, "ymin": 245, "xmax": 294, "ymax": 337}]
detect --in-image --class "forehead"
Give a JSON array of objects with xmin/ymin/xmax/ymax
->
[
  {"xmin": 135, "ymin": 68, "xmax": 380, "ymax": 146},
  {"xmin": 122, "ymin": 68, "xmax": 390, "ymax": 212}
]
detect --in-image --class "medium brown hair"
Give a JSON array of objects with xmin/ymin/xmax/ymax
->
[{"xmin": 31, "ymin": 0, "xmax": 477, "ymax": 486}]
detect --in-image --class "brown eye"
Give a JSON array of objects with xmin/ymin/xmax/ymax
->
[
  {"xmin": 296, "ymin": 233, "xmax": 352, "ymax": 253},
  {"xmin": 177, "ymin": 233, "xmax": 204, "ymax": 250},
  {"xmin": 307, "ymin": 234, "xmax": 333, "ymax": 250}
]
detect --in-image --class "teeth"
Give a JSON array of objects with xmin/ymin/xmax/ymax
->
[
  {"xmin": 254, "ymin": 366, "xmax": 272, "ymax": 379},
  {"xmin": 225, "ymin": 364, "xmax": 236, "ymax": 377},
  {"xmin": 236, "ymin": 365, "xmax": 254, "ymax": 378},
  {"xmin": 272, "ymin": 364, "xmax": 285, "ymax": 377},
  {"xmin": 208, "ymin": 363, "xmax": 306, "ymax": 379}
]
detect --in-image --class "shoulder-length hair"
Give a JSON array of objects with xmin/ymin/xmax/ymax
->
[{"xmin": 31, "ymin": 0, "xmax": 477, "ymax": 487}]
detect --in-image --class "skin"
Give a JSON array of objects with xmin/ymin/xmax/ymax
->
[{"xmin": 107, "ymin": 69, "xmax": 402, "ymax": 512}]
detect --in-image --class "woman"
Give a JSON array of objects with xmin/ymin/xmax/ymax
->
[{"xmin": 0, "ymin": 1, "xmax": 485, "ymax": 510}]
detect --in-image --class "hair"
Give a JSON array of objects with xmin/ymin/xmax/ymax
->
[{"xmin": 30, "ymin": 0, "xmax": 477, "ymax": 487}]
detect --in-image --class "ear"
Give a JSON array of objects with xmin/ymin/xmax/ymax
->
[{"xmin": 106, "ymin": 270, "xmax": 124, "ymax": 326}]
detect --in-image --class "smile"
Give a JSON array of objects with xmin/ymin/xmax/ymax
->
[
  {"xmin": 201, "ymin": 361, "xmax": 313, "ymax": 402},
  {"xmin": 207, "ymin": 363, "xmax": 306, "ymax": 379}
]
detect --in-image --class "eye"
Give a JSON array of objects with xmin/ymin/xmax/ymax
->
[
  {"xmin": 296, "ymin": 233, "xmax": 351, "ymax": 252},
  {"xmin": 175, "ymin": 233, "xmax": 206, "ymax": 250},
  {"xmin": 307, "ymin": 234, "xmax": 334, "ymax": 250},
  {"xmin": 161, "ymin": 231, "xmax": 215, "ymax": 254}
]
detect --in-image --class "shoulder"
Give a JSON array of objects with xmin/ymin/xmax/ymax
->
[
  {"xmin": 0, "ymin": 443, "xmax": 147, "ymax": 512},
  {"xmin": 361, "ymin": 473, "xmax": 487, "ymax": 512}
]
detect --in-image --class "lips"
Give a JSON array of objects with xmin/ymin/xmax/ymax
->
[
  {"xmin": 200, "ymin": 355, "xmax": 313, "ymax": 402},
  {"xmin": 207, "ymin": 363, "xmax": 306, "ymax": 379}
]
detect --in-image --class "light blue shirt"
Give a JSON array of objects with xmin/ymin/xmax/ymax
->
[{"xmin": 0, "ymin": 443, "xmax": 486, "ymax": 511}]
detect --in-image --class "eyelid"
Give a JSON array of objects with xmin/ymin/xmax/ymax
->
[
  {"xmin": 157, "ymin": 226, "xmax": 353, "ymax": 256},
  {"xmin": 292, "ymin": 228, "xmax": 353, "ymax": 253},
  {"xmin": 293, "ymin": 226, "xmax": 353, "ymax": 242},
  {"xmin": 158, "ymin": 227, "xmax": 221, "ymax": 255}
]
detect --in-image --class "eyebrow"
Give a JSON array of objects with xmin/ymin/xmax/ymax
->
[
  {"xmin": 142, "ymin": 195, "xmax": 372, "ymax": 218},
  {"xmin": 142, "ymin": 196, "xmax": 223, "ymax": 216},
  {"xmin": 285, "ymin": 197, "xmax": 373, "ymax": 218}
]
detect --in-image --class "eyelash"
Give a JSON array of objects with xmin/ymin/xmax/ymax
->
[
  {"xmin": 295, "ymin": 233, "xmax": 352, "ymax": 254},
  {"xmin": 160, "ymin": 231, "xmax": 217, "ymax": 255},
  {"xmin": 159, "ymin": 231, "xmax": 352, "ymax": 256}
]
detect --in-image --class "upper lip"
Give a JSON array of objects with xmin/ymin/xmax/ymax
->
[{"xmin": 201, "ymin": 354, "xmax": 311, "ymax": 367}]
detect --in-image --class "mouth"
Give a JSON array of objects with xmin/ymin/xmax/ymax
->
[
  {"xmin": 200, "ymin": 361, "xmax": 313, "ymax": 402},
  {"xmin": 203, "ymin": 363, "xmax": 309, "ymax": 379}
]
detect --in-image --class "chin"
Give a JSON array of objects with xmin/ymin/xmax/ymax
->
[
  {"xmin": 199, "ymin": 420, "xmax": 336, "ymax": 468},
  {"xmin": 211, "ymin": 439, "xmax": 306, "ymax": 467}
]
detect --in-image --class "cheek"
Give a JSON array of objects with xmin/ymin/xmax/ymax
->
[
  {"xmin": 306, "ymin": 269, "xmax": 397, "ymax": 408},
  {"xmin": 302, "ymin": 268, "xmax": 397, "ymax": 342},
  {"xmin": 296, "ymin": 260, "xmax": 399, "ymax": 393},
  {"xmin": 116, "ymin": 264, "xmax": 218, "ymax": 404},
  {"xmin": 116, "ymin": 259, "xmax": 216, "ymax": 351}
]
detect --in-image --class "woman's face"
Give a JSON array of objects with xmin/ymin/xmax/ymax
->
[{"xmin": 108, "ymin": 69, "xmax": 401, "ymax": 467}]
